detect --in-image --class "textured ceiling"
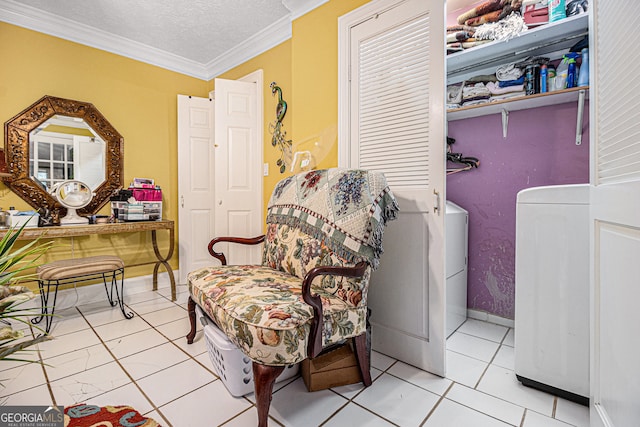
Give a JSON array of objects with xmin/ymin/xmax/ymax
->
[{"xmin": 13, "ymin": 0, "xmax": 291, "ymax": 64}]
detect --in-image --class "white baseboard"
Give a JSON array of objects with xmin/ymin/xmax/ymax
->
[
  {"xmin": 36, "ymin": 269, "xmax": 181, "ymax": 312},
  {"xmin": 467, "ymin": 309, "xmax": 515, "ymax": 329}
]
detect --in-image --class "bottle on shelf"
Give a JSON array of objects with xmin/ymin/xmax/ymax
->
[
  {"xmin": 540, "ymin": 64, "xmax": 548, "ymax": 93},
  {"xmin": 556, "ymin": 52, "xmax": 580, "ymax": 90},
  {"xmin": 556, "ymin": 56, "xmax": 569, "ymax": 90},
  {"xmin": 578, "ymin": 48, "xmax": 589, "ymax": 86},
  {"xmin": 567, "ymin": 58, "xmax": 577, "ymax": 88}
]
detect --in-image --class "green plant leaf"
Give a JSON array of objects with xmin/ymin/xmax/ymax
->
[
  {"xmin": 0, "ymin": 334, "xmax": 50, "ymax": 360},
  {"xmin": 0, "ymin": 224, "xmax": 53, "ymax": 363}
]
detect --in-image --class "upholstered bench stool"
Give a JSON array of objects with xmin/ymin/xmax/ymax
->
[{"xmin": 31, "ymin": 255, "xmax": 133, "ymax": 333}]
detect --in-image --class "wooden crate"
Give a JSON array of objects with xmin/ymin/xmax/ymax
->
[{"xmin": 301, "ymin": 343, "xmax": 363, "ymax": 391}]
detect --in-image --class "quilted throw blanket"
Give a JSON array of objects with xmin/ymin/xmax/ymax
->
[{"xmin": 266, "ymin": 168, "xmax": 399, "ymax": 269}]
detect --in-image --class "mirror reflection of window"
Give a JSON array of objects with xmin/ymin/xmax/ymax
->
[
  {"xmin": 28, "ymin": 115, "xmax": 106, "ymax": 192},
  {"xmin": 29, "ymin": 135, "xmax": 75, "ymax": 190}
]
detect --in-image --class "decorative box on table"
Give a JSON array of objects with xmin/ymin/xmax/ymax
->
[{"xmin": 110, "ymin": 201, "xmax": 162, "ymax": 221}]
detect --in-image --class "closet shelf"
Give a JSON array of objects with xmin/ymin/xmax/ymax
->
[
  {"xmin": 447, "ymin": 86, "xmax": 589, "ymax": 121},
  {"xmin": 447, "ymin": 13, "xmax": 588, "ymax": 84}
]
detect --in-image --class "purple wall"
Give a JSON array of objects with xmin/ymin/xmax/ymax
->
[{"xmin": 446, "ymin": 102, "xmax": 590, "ymax": 319}]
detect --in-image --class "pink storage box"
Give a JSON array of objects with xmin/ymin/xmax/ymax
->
[
  {"xmin": 131, "ymin": 188, "xmax": 162, "ymax": 201},
  {"xmin": 523, "ymin": 1, "xmax": 549, "ymax": 26}
]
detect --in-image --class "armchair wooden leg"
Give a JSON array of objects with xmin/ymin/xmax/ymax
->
[
  {"xmin": 353, "ymin": 332, "xmax": 372, "ymax": 386},
  {"xmin": 186, "ymin": 297, "xmax": 197, "ymax": 344},
  {"xmin": 253, "ymin": 363, "xmax": 284, "ymax": 427}
]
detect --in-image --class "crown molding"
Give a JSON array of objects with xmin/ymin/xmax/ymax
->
[
  {"xmin": 282, "ymin": 0, "xmax": 329, "ymax": 20},
  {"xmin": 0, "ymin": 0, "xmax": 209, "ymax": 79},
  {"xmin": 203, "ymin": 15, "xmax": 292, "ymax": 80},
  {"xmin": 0, "ymin": 0, "xmax": 328, "ymax": 81}
]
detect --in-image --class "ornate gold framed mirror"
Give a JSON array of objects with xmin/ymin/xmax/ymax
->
[{"xmin": 3, "ymin": 95, "xmax": 123, "ymax": 217}]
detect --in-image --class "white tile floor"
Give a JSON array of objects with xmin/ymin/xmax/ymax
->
[{"xmin": 0, "ymin": 285, "xmax": 590, "ymax": 427}]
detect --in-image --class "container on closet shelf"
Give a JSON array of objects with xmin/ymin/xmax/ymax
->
[
  {"xmin": 548, "ymin": 0, "xmax": 566, "ymax": 22},
  {"xmin": 578, "ymin": 48, "xmax": 589, "ymax": 86}
]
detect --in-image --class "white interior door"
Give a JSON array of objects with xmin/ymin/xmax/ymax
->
[
  {"xmin": 177, "ymin": 95, "xmax": 215, "ymax": 284},
  {"xmin": 338, "ymin": 0, "xmax": 446, "ymax": 375},
  {"xmin": 590, "ymin": 1, "xmax": 640, "ymax": 426},
  {"xmin": 214, "ymin": 78, "xmax": 262, "ymax": 265}
]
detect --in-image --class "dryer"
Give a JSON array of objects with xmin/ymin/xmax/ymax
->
[{"xmin": 446, "ymin": 201, "xmax": 468, "ymax": 337}]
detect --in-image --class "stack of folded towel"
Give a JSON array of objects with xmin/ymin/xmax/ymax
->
[
  {"xmin": 457, "ymin": 0, "xmax": 523, "ymax": 26},
  {"xmin": 488, "ymin": 61, "xmax": 526, "ymax": 101},
  {"xmin": 446, "ymin": 56, "xmax": 549, "ymax": 109},
  {"xmin": 447, "ymin": 0, "xmax": 526, "ymax": 54},
  {"xmin": 446, "ymin": 25, "xmax": 490, "ymax": 53}
]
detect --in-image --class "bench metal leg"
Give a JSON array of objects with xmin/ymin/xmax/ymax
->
[
  {"xmin": 106, "ymin": 268, "xmax": 133, "ymax": 320},
  {"xmin": 31, "ymin": 280, "xmax": 60, "ymax": 335},
  {"xmin": 32, "ymin": 268, "xmax": 133, "ymax": 334}
]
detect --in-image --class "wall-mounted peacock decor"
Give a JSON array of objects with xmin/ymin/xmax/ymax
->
[{"xmin": 269, "ymin": 82, "xmax": 292, "ymax": 173}]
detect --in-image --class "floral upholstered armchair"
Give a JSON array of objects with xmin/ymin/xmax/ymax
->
[{"xmin": 186, "ymin": 168, "xmax": 398, "ymax": 427}]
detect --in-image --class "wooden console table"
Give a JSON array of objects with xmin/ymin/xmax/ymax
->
[{"xmin": 1, "ymin": 220, "xmax": 176, "ymax": 300}]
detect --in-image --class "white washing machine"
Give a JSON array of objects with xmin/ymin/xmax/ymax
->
[
  {"xmin": 514, "ymin": 184, "xmax": 589, "ymax": 405},
  {"xmin": 446, "ymin": 201, "xmax": 468, "ymax": 337}
]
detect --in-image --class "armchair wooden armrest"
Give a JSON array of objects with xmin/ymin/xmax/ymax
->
[
  {"xmin": 208, "ymin": 235, "xmax": 266, "ymax": 265},
  {"xmin": 302, "ymin": 261, "xmax": 368, "ymax": 358}
]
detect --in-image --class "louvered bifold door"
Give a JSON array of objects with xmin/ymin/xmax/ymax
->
[
  {"xmin": 345, "ymin": 0, "xmax": 446, "ymax": 375},
  {"xmin": 591, "ymin": 1, "xmax": 640, "ymax": 426},
  {"xmin": 356, "ymin": 15, "xmax": 430, "ymax": 187}
]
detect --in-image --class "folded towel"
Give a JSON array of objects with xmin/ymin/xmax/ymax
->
[
  {"xmin": 486, "ymin": 81, "xmax": 525, "ymax": 94},
  {"xmin": 496, "ymin": 62, "xmax": 524, "ymax": 81},
  {"xmin": 465, "ymin": 9, "xmax": 503, "ymax": 26},
  {"xmin": 466, "ymin": 74, "xmax": 499, "ymax": 83},
  {"xmin": 463, "ymin": 82, "xmax": 491, "ymax": 101},
  {"xmin": 457, "ymin": 0, "xmax": 503, "ymax": 25},
  {"xmin": 447, "ymin": 25, "xmax": 477, "ymax": 34},
  {"xmin": 447, "ymin": 31, "xmax": 473, "ymax": 43},
  {"xmin": 490, "ymin": 91, "xmax": 527, "ymax": 102},
  {"xmin": 447, "ymin": 82, "xmax": 465, "ymax": 105},
  {"xmin": 498, "ymin": 76, "xmax": 525, "ymax": 87}
]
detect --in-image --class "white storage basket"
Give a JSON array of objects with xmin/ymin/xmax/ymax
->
[{"xmin": 197, "ymin": 306, "xmax": 299, "ymax": 397}]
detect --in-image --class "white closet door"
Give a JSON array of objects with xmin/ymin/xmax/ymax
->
[
  {"xmin": 177, "ymin": 95, "xmax": 216, "ymax": 284},
  {"xmin": 214, "ymin": 78, "xmax": 262, "ymax": 265},
  {"xmin": 590, "ymin": 1, "xmax": 640, "ymax": 426},
  {"xmin": 339, "ymin": 0, "xmax": 446, "ymax": 375}
]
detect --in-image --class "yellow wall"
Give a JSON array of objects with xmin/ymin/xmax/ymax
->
[
  {"xmin": 290, "ymin": 0, "xmax": 370, "ymax": 169},
  {"xmin": 0, "ymin": 22, "xmax": 209, "ymax": 286},
  {"xmin": 218, "ymin": 0, "xmax": 370, "ymax": 213}
]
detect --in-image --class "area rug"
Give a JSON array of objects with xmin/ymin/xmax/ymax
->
[{"xmin": 64, "ymin": 404, "xmax": 161, "ymax": 426}]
